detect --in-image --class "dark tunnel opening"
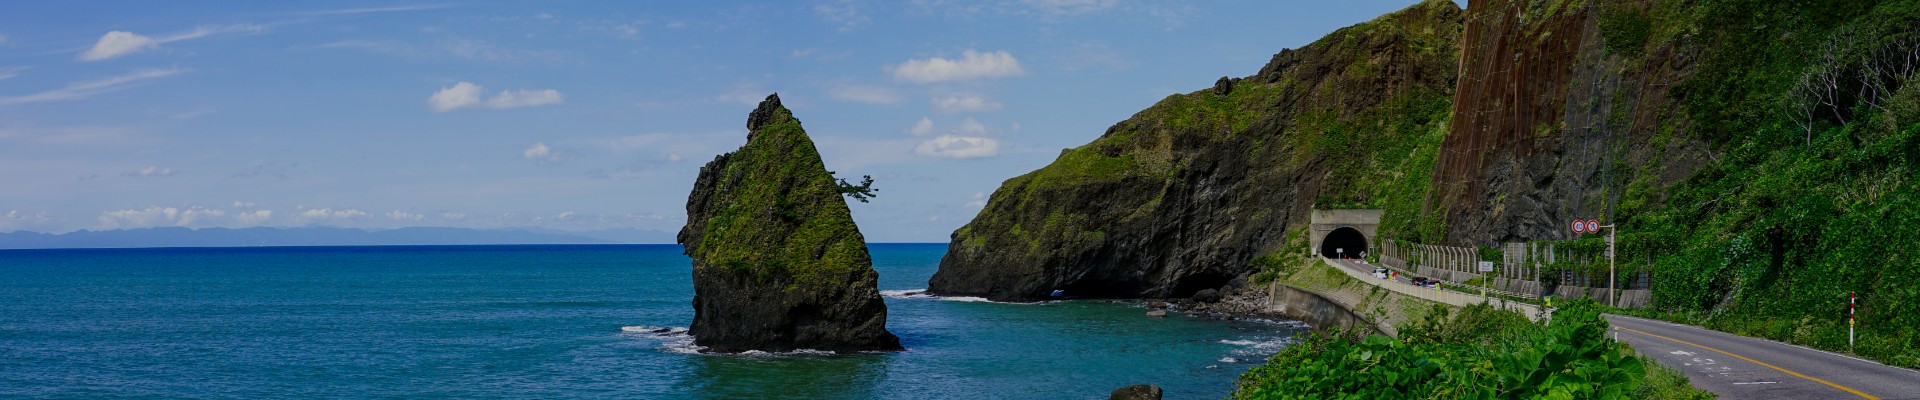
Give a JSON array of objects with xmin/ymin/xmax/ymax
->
[{"xmin": 1319, "ymin": 227, "xmax": 1368, "ymax": 259}]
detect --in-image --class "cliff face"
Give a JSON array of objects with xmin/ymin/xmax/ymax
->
[
  {"xmin": 930, "ymin": 0, "xmax": 1465, "ymax": 301},
  {"xmin": 679, "ymin": 94, "xmax": 902, "ymax": 353},
  {"xmin": 1429, "ymin": 0, "xmax": 1711, "ymax": 246}
]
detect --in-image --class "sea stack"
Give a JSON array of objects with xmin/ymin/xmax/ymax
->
[{"xmin": 678, "ymin": 93, "xmax": 902, "ymax": 353}]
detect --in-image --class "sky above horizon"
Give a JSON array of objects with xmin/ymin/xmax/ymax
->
[{"xmin": 1, "ymin": 0, "xmax": 1452, "ymax": 242}]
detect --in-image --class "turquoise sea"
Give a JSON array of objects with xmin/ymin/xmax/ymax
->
[{"xmin": 0, "ymin": 244, "xmax": 1306, "ymax": 399}]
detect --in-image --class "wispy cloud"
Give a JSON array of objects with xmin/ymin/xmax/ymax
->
[
  {"xmin": 0, "ymin": 67, "xmax": 25, "ymax": 81},
  {"xmin": 98, "ymin": 206, "xmax": 226, "ymax": 229},
  {"xmin": 77, "ymin": 24, "xmax": 264, "ymax": 62},
  {"xmin": 889, "ymin": 50, "xmax": 1025, "ymax": 83},
  {"xmin": 933, "ymin": 95, "xmax": 1003, "ymax": 113},
  {"xmin": 122, "ymin": 166, "xmax": 175, "ymax": 178},
  {"xmin": 815, "ymin": 0, "xmax": 870, "ymax": 32},
  {"xmin": 522, "ymin": 142, "xmax": 570, "ymax": 165},
  {"xmin": 428, "ymin": 81, "xmax": 563, "ymax": 112},
  {"xmin": 915, "ymin": 135, "xmax": 1000, "ymax": 159},
  {"xmin": 0, "ymin": 68, "xmax": 184, "ymax": 106},
  {"xmin": 291, "ymin": 4, "xmax": 450, "ymax": 16}
]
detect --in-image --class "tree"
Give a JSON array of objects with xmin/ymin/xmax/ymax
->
[{"xmin": 834, "ymin": 174, "xmax": 877, "ymax": 203}]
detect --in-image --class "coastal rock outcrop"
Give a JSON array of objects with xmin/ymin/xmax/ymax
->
[
  {"xmin": 679, "ymin": 93, "xmax": 902, "ymax": 353},
  {"xmin": 930, "ymin": 0, "xmax": 1464, "ymax": 301}
]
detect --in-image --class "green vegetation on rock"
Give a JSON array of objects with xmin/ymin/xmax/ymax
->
[{"xmin": 1588, "ymin": 0, "xmax": 1920, "ymax": 368}]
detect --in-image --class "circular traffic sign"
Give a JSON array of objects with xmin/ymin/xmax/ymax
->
[
  {"xmin": 1586, "ymin": 220, "xmax": 1599, "ymax": 233},
  {"xmin": 1571, "ymin": 220, "xmax": 1585, "ymax": 233}
]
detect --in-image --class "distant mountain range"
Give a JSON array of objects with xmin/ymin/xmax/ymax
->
[{"xmin": 0, "ymin": 227, "xmax": 678, "ymax": 250}]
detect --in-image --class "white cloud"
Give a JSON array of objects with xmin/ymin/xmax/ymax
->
[
  {"xmin": 907, "ymin": 117, "xmax": 935, "ymax": 136},
  {"xmin": 77, "ymin": 25, "xmax": 265, "ymax": 62},
  {"xmin": 387, "ymin": 210, "xmax": 424, "ymax": 221},
  {"xmin": 428, "ymin": 82, "xmax": 483, "ymax": 111},
  {"xmin": 430, "ymin": 82, "xmax": 563, "ymax": 112},
  {"xmin": 300, "ymin": 208, "xmax": 367, "ymax": 220},
  {"xmin": 556, "ymin": 211, "xmax": 576, "ymax": 220},
  {"xmin": 0, "ymin": 210, "xmax": 57, "ymax": 232},
  {"xmin": 0, "ymin": 67, "xmax": 25, "ymax": 81},
  {"xmin": 232, "ymin": 201, "xmax": 256, "ymax": 208},
  {"xmin": 441, "ymin": 212, "xmax": 468, "ymax": 220},
  {"xmin": 964, "ymin": 191, "xmax": 989, "ymax": 208},
  {"xmin": 123, "ymin": 165, "xmax": 174, "ymax": 177},
  {"xmin": 522, "ymin": 142, "xmax": 568, "ymax": 164},
  {"xmin": 956, "ymin": 117, "xmax": 990, "ymax": 135},
  {"xmin": 294, "ymin": 4, "xmax": 449, "ymax": 16},
  {"xmin": 1020, "ymin": 0, "xmax": 1121, "ymax": 16},
  {"xmin": 933, "ymin": 95, "xmax": 1003, "ymax": 113},
  {"xmin": 0, "ymin": 68, "xmax": 183, "ymax": 106},
  {"xmin": 828, "ymin": 84, "xmax": 902, "ymax": 105},
  {"xmin": 97, "ymin": 206, "xmax": 225, "ymax": 229},
  {"xmin": 233, "ymin": 210, "xmax": 271, "ymax": 226},
  {"xmin": 915, "ymin": 135, "xmax": 1000, "ymax": 159},
  {"xmin": 814, "ymin": 1, "xmax": 869, "ymax": 32},
  {"xmin": 487, "ymin": 89, "xmax": 564, "ymax": 108},
  {"xmin": 78, "ymin": 31, "xmax": 160, "ymax": 62},
  {"xmin": 890, "ymin": 50, "xmax": 1025, "ymax": 83}
]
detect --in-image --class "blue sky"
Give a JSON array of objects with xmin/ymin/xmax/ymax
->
[{"xmin": 0, "ymin": 1, "xmax": 1448, "ymax": 242}]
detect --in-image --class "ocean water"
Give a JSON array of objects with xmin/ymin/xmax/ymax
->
[{"xmin": 0, "ymin": 244, "xmax": 1306, "ymax": 399}]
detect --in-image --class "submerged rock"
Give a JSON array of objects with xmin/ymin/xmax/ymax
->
[
  {"xmin": 1108, "ymin": 384, "xmax": 1164, "ymax": 400},
  {"xmin": 678, "ymin": 93, "xmax": 902, "ymax": 353}
]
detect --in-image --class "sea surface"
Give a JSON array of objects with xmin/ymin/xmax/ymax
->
[{"xmin": 0, "ymin": 244, "xmax": 1307, "ymax": 399}]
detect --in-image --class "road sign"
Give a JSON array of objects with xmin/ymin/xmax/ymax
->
[
  {"xmin": 1585, "ymin": 220, "xmax": 1599, "ymax": 233},
  {"xmin": 1478, "ymin": 261, "xmax": 1494, "ymax": 272},
  {"xmin": 1571, "ymin": 220, "xmax": 1585, "ymax": 234}
]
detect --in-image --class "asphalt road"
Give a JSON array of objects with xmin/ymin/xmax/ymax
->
[{"xmin": 1607, "ymin": 314, "xmax": 1920, "ymax": 399}]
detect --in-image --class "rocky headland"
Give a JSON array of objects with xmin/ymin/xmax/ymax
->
[
  {"xmin": 929, "ymin": 0, "xmax": 1466, "ymax": 301},
  {"xmin": 679, "ymin": 93, "xmax": 902, "ymax": 353}
]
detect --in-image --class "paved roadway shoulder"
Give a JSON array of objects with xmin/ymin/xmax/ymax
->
[{"xmin": 1607, "ymin": 314, "xmax": 1920, "ymax": 399}]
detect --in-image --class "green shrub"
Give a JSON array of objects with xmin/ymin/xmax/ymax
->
[{"xmin": 1231, "ymin": 299, "xmax": 1696, "ymax": 399}]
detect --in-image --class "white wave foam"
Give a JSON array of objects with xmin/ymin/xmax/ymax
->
[
  {"xmin": 881, "ymin": 289, "xmax": 933, "ymax": 299},
  {"xmin": 621, "ymin": 325, "xmax": 688, "ymax": 335},
  {"xmin": 1219, "ymin": 357, "xmax": 1240, "ymax": 363},
  {"xmin": 1223, "ymin": 336, "xmax": 1301, "ymax": 357},
  {"xmin": 660, "ymin": 337, "xmax": 706, "ymax": 355},
  {"xmin": 879, "ymin": 289, "xmax": 1044, "ymax": 305}
]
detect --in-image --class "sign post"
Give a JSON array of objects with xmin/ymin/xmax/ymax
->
[
  {"xmin": 1478, "ymin": 261, "xmax": 1495, "ymax": 300},
  {"xmin": 1850, "ymin": 292, "xmax": 1857, "ymax": 351},
  {"xmin": 1573, "ymin": 219, "xmax": 1617, "ymax": 307}
]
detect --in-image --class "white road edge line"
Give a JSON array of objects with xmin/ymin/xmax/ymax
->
[{"xmin": 1609, "ymin": 315, "xmax": 1920, "ymax": 375}]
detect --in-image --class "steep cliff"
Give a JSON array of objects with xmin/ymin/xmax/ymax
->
[
  {"xmin": 1429, "ymin": 0, "xmax": 1711, "ymax": 246},
  {"xmin": 679, "ymin": 94, "xmax": 902, "ymax": 353},
  {"xmin": 930, "ymin": 0, "xmax": 1465, "ymax": 301},
  {"xmin": 1436, "ymin": 0, "xmax": 1920, "ymax": 368}
]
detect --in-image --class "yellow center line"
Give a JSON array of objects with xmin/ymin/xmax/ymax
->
[{"xmin": 1616, "ymin": 325, "xmax": 1879, "ymax": 400}]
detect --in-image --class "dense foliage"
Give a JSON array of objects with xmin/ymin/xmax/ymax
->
[
  {"xmin": 1232, "ymin": 299, "xmax": 1710, "ymax": 399},
  {"xmin": 1597, "ymin": 0, "xmax": 1920, "ymax": 367}
]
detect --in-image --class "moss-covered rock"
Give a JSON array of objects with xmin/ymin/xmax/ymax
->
[
  {"xmin": 679, "ymin": 93, "xmax": 901, "ymax": 353},
  {"xmin": 929, "ymin": 0, "xmax": 1464, "ymax": 301}
]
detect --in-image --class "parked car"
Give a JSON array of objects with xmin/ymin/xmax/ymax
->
[{"xmin": 1372, "ymin": 268, "xmax": 1389, "ymax": 279}]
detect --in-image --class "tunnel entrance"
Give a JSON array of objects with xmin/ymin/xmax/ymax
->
[{"xmin": 1319, "ymin": 226, "xmax": 1368, "ymax": 259}]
